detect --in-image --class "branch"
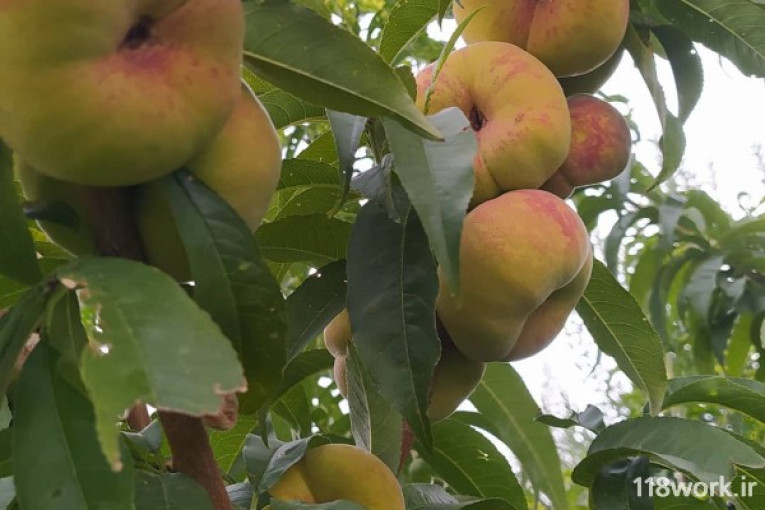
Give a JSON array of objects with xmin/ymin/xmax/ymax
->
[{"xmin": 82, "ymin": 184, "xmax": 232, "ymax": 510}]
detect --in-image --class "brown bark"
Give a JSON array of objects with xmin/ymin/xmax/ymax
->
[
  {"xmin": 159, "ymin": 411, "xmax": 231, "ymax": 508},
  {"xmin": 82, "ymin": 184, "xmax": 231, "ymax": 510},
  {"xmin": 126, "ymin": 405, "xmax": 151, "ymax": 431}
]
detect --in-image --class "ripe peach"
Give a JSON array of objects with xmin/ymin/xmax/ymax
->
[
  {"xmin": 416, "ymin": 41, "xmax": 570, "ymax": 207},
  {"xmin": 453, "ymin": 0, "xmax": 629, "ymax": 77},
  {"xmin": 437, "ymin": 189, "xmax": 592, "ymax": 361},
  {"xmin": 542, "ymin": 94, "xmax": 631, "ymax": 198}
]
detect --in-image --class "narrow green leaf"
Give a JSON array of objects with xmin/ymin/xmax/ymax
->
[
  {"xmin": 58, "ymin": 257, "xmax": 246, "ymax": 468},
  {"xmin": 379, "ymin": 0, "xmax": 438, "ymax": 64},
  {"xmin": 727, "ymin": 314, "xmax": 753, "ymax": 377},
  {"xmin": 134, "ymin": 472, "xmax": 212, "ymax": 510},
  {"xmin": 416, "ymin": 417, "xmax": 526, "ymax": 510},
  {"xmin": 273, "ymin": 382, "xmax": 312, "ymax": 436},
  {"xmin": 0, "ymin": 397, "xmax": 8, "ymax": 431},
  {"xmin": 278, "ymin": 159, "xmax": 339, "ymax": 190},
  {"xmin": 682, "ymin": 255, "xmax": 724, "ymax": 324},
  {"xmin": 13, "ymin": 343, "xmax": 134, "ymax": 510},
  {"xmin": 468, "ymin": 364, "xmax": 568, "ymax": 510},
  {"xmin": 572, "ymin": 416, "xmax": 765, "ymax": 487},
  {"xmin": 256, "ymin": 215, "xmax": 352, "ymax": 266},
  {"xmin": 258, "ymin": 436, "xmax": 330, "ymax": 492},
  {"xmin": 624, "ymin": 24, "xmax": 686, "ymax": 188},
  {"xmin": 0, "ymin": 431, "xmax": 11, "ymax": 478},
  {"xmin": 576, "ymin": 260, "xmax": 668, "ymax": 413},
  {"xmin": 383, "ymin": 108, "xmax": 475, "ymax": 292},
  {"xmin": 0, "ymin": 143, "xmax": 40, "ymax": 285},
  {"xmin": 590, "ymin": 457, "xmax": 652, "ymax": 510},
  {"xmin": 327, "ymin": 111, "xmax": 366, "ymax": 210},
  {"xmin": 605, "ymin": 208, "xmax": 658, "ymax": 273},
  {"xmin": 346, "ymin": 193, "xmax": 440, "ymax": 448},
  {"xmin": 0, "ymin": 284, "xmax": 48, "ymax": 395},
  {"xmin": 258, "ymin": 88, "xmax": 325, "ymax": 130},
  {"xmin": 270, "ymin": 500, "xmax": 365, "ymax": 510},
  {"xmin": 242, "ymin": 1, "xmax": 441, "ymax": 140},
  {"xmin": 285, "ymin": 259, "xmax": 347, "ymax": 357},
  {"xmin": 272, "ymin": 349, "xmax": 333, "ymax": 403},
  {"xmin": 663, "ymin": 375, "xmax": 765, "ymax": 423},
  {"xmin": 165, "ymin": 172, "xmax": 288, "ymax": 413},
  {"xmin": 652, "ymin": 25, "xmax": 704, "ymax": 123},
  {"xmin": 536, "ymin": 404, "xmax": 606, "ymax": 433},
  {"xmin": 346, "ymin": 345, "xmax": 404, "ymax": 472},
  {"xmin": 0, "ymin": 477, "xmax": 13, "ymax": 509},
  {"xmin": 658, "ymin": 0, "xmax": 765, "ymax": 78},
  {"xmin": 209, "ymin": 414, "xmax": 258, "ymax": 477},
  {"xmin": 298, "ymin": 131, "xmax": 339, "ymax": 165}
]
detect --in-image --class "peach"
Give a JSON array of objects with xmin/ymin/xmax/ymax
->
[
  {"xmin": 437, "ymin": 189, "xmax": 592, "ymax": 361},
  {"xmin": 453, "ymin": 0, "xmax": 629, "ymax": 77},
  {"xmin": 559, "ymin": 48, "xmax": 624, "ymax": 96},
  {"xmin": 268, "ymin": 444, "xmax": 405, "ymax": 509},
  {"xmin": 324, "ymin": 311, "xmax": 485, "ymax": 422},
  {"xmin": 542, "ymin": 94, "xmax": 631, "ymax": 198},
  {"xmin": 135, "ymin": 84, "xmax": 281, "ymax": 280},
  {"xmin": 416, "ymin": 41, "xmax": 570, "ymax": 207}
]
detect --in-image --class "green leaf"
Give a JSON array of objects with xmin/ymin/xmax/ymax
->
[
  {"xmin": 258, "ymin": 436, "xmax": 330, "ymax": 492},
  {"xmin": 273, "ymin": 382, "xmax": 312, "ymax": 436},
  {"xmin": 0, "ymin": 284, "xmax": 48, "ymax": 395},
  {"xmin": 164, "ymin": 172, "xmax": 288, "ymax": 413},
  {"xmin": 242, "ymin": 433, "xmax": 282, "ymax": 488},
  {"xmin": 663, "ymin": 376, "xmax": 765, "ymax": 423},
  {"xmin": 589, "ymin": 457, "xmax": 652, "ymax": 510},
  {"xmin": 0, "ymin": 477, "xmax": 13, "ymax": 509},
  {"xmin": 346, "ymin": 194, "xmax": 440, "ymax": 448},
  {"xmin": 605, "ymin": 208, "xmax": 658, "ymax": 273},
  {"xmin": 576, "ymin": 260, "xmax": 668, "ymax": 413},
  {"xmin": 652, "ymin": 25, "xmax": 704, "ymax": 123},
  {"xmin": 536, "ymin": 404, "xmax": 606, "ymax": 433},
  {"xmin": 0, "ymin": 431, "xmax": 11, "ymax": 478},
  {"xmin": 242, "ymin": 1, "xmax": 441, "ymax": 140},
  {"xmin": 227, "ymin": 481, "xmax": 253, "ymax": 508},
  {"xmin": 13, "ymin": 342, "xmax": 134, "ymax": 510},
  {"xmin": 285, "ymin": 260, "xmax": 347, "ymax": 358},
  {"xmin": 271, "ymin": 349, "xmax": 334, "ymax": 404},
  {"xmin": 682, "ymin": 255, "xmax": 724, "ymax": 322},
  {"xmin": 0, "ymin": 397, "xmax": 8, "ymax": 431},
  {"xmin": 209, "ymin": 414, "xmax": 258, "ymax": 477},
  {"xmin": 327, "ymin": 111, "xmax": 366, "ymax": 209},
  {"xmin": 57, "ymin": 257, "xmax": 246, "ymax": 468},
  {"xmin": 256, "ymin": 215, "xmax": 352, "ymax": 266},
  {"xmin": 270, "ymin": 501, "xmax": 365, "ymax": 510},
  {"xmin": 258, "ymin": 88, "xmax": 325, "ymax": 130},
  {"xmin": 383, "ymin": 108, "xmax": 475, "ymax": 293},
  {"xmin": 468, "ymin": 364, "xmax": 568, "ymax": 510},
  {"xmin": 346, "ymin": 345, "xmax": 404, "ymax": 472},
  {"xmin": 415, "ymin": 417, "xmax": 526, "ymax": 510},
  {"xmin": 403, "ymin": 483, "xmax": 521, "ymax": 509},
  {"xmin": 727, "ymin": 314, "xmax": 753, "ymax": 377},
  {"xmin": 657, "ymin": 0, "xmax": 765, "ymax": 78},
  {"xmin": 298, "ymin": 131, "xmax": 339, "ymax": 165},
  {"xmin": 278, "ymin": 159, "xmax": 339, "ymax": 190},
  {"xmin": 379, "ymin": 0, "xmax": 438, "ymax": 64},
  {"xmin": 624, "ymin": 24, "xmax": 686, "ymax": 188},
  {"xmin": 0, "ymin": 143, "xmax": 40, "ymax": 285},
  {"xmin": 134, "ymin": 472, "xmax": 212, "ymax": 510},
  {"xmin": 572, "ymin": 416, "xmax": 765, "ymax": 487}
]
